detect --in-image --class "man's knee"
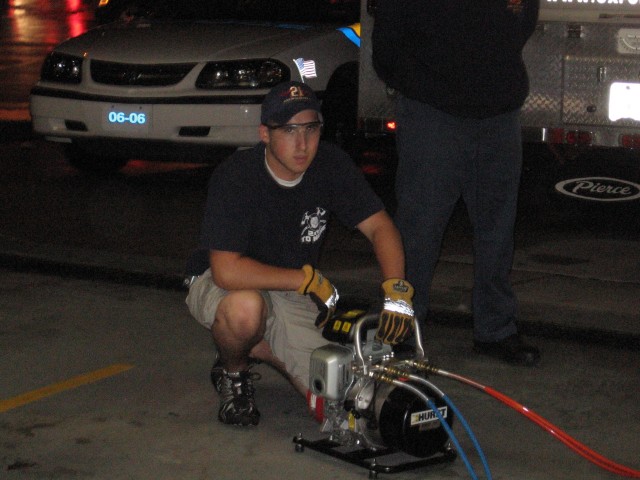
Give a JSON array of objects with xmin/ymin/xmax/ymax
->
[{"xmin": 214, "ymin": 290, "xmax": 267, "ymax": 341}]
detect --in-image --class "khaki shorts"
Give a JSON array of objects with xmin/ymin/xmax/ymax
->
[{"xmin": 185, "ymin": 268, "xmax": 329, "ymax": 388}]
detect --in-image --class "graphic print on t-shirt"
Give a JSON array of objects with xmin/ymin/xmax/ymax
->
[{"xmin": 300, "ymin": 207, "xmax": 327, "ymax": 244}]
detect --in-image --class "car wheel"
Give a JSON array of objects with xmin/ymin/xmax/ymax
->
[
  {"xmin": 321, "ymin": 62, "xmax": 358, "ymax": 147},
  {"xmin": 65, "ymin": 145, "xmax": 129, "ymax": 174}
]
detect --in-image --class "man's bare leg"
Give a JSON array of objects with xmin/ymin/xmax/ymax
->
[
  {"xmin": 211, "ymin": 290, "xmax": 266, "ymax": 372},
  {"xmin": 209, "ymin": 290, "xmax": 266, "ymax": 426},
  {"xmin": 248, "ymin": 339, "xmax": 307, "ymax": 396}
]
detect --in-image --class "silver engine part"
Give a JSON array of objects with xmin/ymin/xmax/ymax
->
[{"xmin": 308, "ymin": 314, "xmax": 454, "ymax": 459}]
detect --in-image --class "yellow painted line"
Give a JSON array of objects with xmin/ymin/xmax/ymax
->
[{"xmin": 0, "ymin": 364, "xmax": 134, "ymax": 413}]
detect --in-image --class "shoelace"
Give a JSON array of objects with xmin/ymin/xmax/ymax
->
[{"xmin": 218, "ymin": 369, "xmax": 261, "ymax": 400}]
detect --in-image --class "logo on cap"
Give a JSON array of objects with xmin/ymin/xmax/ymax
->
[{"xmin": 286, "ymin": 85, "xmax": 309, "ymax": 100}]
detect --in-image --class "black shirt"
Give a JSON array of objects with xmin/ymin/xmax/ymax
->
[
  {"xmin": 372, "ymin": 0, "xmax": 540, "ymax": 119},
  {"xmin": 186, "ymin": 142, "xmax": 384, "ymax": 275}
]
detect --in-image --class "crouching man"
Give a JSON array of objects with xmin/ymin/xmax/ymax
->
[{"xmin": 186, "ymin": 81, "xmax": 414, "ymax": 426}]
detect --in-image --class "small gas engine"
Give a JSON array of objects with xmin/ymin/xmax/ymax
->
[{"xmin": 294, "ymin": 311, "xmax": 456, "ymax": 476}]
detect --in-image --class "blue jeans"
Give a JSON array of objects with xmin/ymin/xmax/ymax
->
[{"xmin": 394, "ymin": 96, "xmax": 522, "ymax": 342}]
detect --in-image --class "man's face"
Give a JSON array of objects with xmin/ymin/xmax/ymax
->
[{"xmin": 259, "ymin": 109, "xmax": 322, "ymax": 182}]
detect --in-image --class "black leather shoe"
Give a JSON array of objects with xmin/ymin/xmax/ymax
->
[{"xmin": 473, "ymin": 334, "xmax": 540, "ymax": 367}]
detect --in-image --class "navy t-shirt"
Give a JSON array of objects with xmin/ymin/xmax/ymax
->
[{"xmin": 186, "ymin": 141, "xmax": 384, "ymax": 275}]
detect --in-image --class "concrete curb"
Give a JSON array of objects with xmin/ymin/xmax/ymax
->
[{"xmin": 1, "ymin": 246, "xmax": 638, "ymax": 350}]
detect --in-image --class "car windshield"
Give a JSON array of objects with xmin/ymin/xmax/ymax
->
[{"xmin": 132, "ymin": 0, "xmax": 359, "ymax": 24}]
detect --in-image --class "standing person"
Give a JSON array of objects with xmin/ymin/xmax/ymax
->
[
  {"xmin": 185, "ymin": 81, "xmax": 415, "ymax": 426},
  {"xmin": 372, "ymin": 0, "xmax": 541, "ymax": 366}
]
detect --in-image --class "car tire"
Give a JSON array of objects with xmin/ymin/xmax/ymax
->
[
  {"xmin": 321, "ymin": 61, "xmax": 358, "ymax": 147},
  {"xmin": 65, "ymin": 145, "xmax": 129, "ymax": 174}
]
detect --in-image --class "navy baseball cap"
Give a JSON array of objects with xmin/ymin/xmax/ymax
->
[{"xmin": 261, "ymin": 81, "xmax": 321, "ymax": 126}]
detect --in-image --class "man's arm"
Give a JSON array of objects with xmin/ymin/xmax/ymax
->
[
  {"xmin": 356, "ymin": 210, "xmax": 405, "ymax": 280},
  {"xmin": 210, "ymin": 250, "xmax": 339, "ymax": 328},
  {"xmin": 209, "ymin": 250, "xmax": 304, "ymax": 291},
  {"xmin": 357, "ymin": 210, "xmax": 416, "ymax": 345}
]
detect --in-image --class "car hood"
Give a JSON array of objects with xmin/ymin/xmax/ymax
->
[{"xmin": 55, "ymin": 19, "xmax": 339, "ymax": 63}]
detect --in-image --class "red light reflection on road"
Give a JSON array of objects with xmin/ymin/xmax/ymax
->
[
  {"xmin": 122, "ymin": 160, "xmax": 211, "ymax": 175},
  {"xmin": 36, "ymin": 0, "xmax": 49, "ymax": 10},
  {"xmin": 3, "ymin": 0, "xmax": 90, "ymax": 45},
  {"xmin": 66, "ymin": 0, "xmax": 88, "ymax": 38}
]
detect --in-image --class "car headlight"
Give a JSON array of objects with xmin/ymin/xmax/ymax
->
[
  {"xmin": 40, "ymin": 52, "xmax": 83, "ymax": 84},
  {"xmin": 196, "ymin": 59, "xmax": 289, "ymax": 89}
]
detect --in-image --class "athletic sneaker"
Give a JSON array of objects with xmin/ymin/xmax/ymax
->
[{"xmin": 211, "ymin": 362, "xmax": 261, "ymax": 426}]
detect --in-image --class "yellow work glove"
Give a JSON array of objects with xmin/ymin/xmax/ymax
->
[
  {"xmin": 376, "ymin": 278, "xmax": 415, "ymax": 345},
  {"xmin": 297, "ymin": 264, "xmax": 340, "ymax": 328}
]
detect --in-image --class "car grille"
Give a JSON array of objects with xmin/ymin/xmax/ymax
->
[{"xmin": 90, "ymin": 60, "xmax": 197, "ymax": 86}]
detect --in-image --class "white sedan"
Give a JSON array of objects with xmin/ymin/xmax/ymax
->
[{"xmin": 30, "ymin": 0, "xmax": 360, "ymax": 172}]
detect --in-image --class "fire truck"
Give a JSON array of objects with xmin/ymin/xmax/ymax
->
[{"xmin": 355, "ymin": 0, "xmax": 640, "ymax": 211}]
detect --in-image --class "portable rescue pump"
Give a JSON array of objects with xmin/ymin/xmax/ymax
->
[{"xmin": 293, "ymin": 309, "xmax": 640, "ymax": 479}]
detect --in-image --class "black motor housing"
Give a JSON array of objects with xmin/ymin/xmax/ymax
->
[{"xmin": 377, "ymin": 383, "xmax": 453, "ymax": 458}]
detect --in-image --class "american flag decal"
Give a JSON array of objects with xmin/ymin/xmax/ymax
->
[{"xmin": 293, "ymin": 58, "xmax": 318, "ymax": 80}]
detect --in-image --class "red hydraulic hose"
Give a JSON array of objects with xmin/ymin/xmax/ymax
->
[{"xmin": 431, "ymin": 367, "xmax": 640, "ymax": 478}]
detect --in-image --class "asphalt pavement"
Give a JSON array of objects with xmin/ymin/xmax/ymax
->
[{"xmin": 2, "ymin": 267, "xmax": 638, "ymax": 480}]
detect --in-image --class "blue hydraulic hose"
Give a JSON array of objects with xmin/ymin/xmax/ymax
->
[
  {"xmin": 443, "ymin": 394, "xmax": 493, "ymax": 480},
  {"xmin": 431, "ymin": 366, "xmax": 640, "ymax": 478},
  {"xmin": 402, "ymin": 372, "xmax": 493, "ymax": 479},
  {"xmin": 424, "ymin": 395, "xmax": 479, "ymax": 480},
  {"xmin": 386, "ymin": 378, "xmax": 479, "ymax": 480}
]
